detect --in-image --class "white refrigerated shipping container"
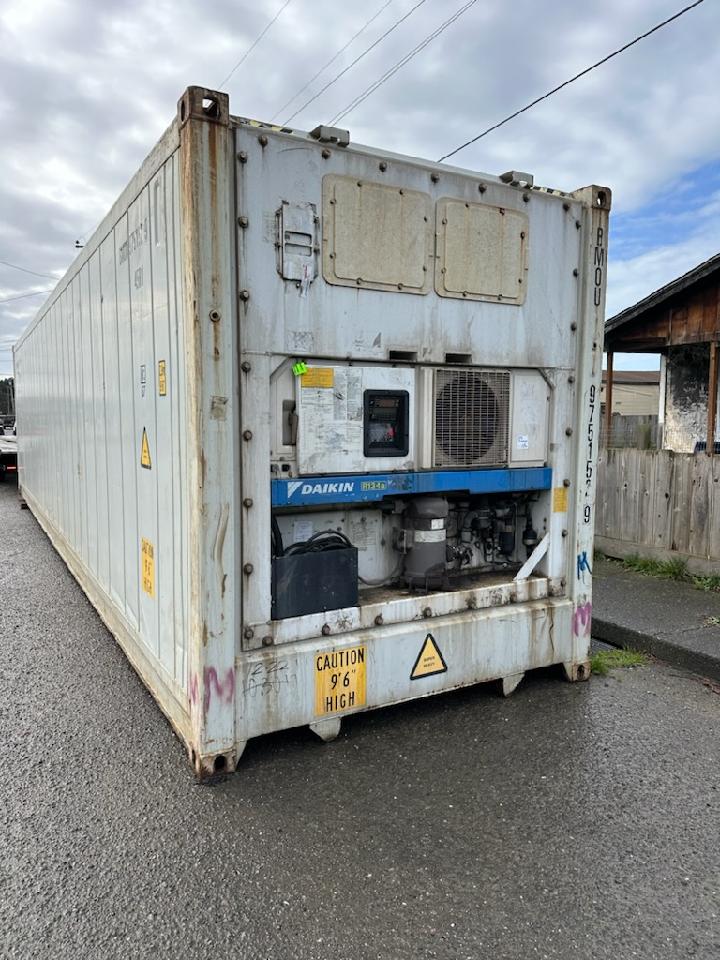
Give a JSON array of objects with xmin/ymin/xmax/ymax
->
[{"xmin": 14, "ymin": 86, "xmax": 610, "ymax": 776}]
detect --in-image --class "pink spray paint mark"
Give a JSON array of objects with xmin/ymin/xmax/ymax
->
[
  {"xmin": 573, "ymin": 602, "xmax": 592, "ymax": 637},
  {"xmin": 189, "ymin": 668, "xmax": 235, "ymax": 714},
  {"xmin": 202, "ymin": 666, "xmax": 235, "ymax": 714}
]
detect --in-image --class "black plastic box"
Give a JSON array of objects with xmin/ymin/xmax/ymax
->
[{"xmin": 271, "ymin": 547, "xmax": 359, "ymax": 620}]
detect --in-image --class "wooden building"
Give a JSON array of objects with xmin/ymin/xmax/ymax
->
[
  {"xmin": 600, "ymin": 370, "xmax": 659, "ymax": 417},
  {"xmin": 604, "ymin": 253, "xmax": 720, "ymax": 452}
]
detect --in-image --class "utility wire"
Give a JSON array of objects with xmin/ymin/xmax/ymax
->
[
  {"xmin": 438, "ymin": 0, "xmax": 706, "ymax": 162},
  {"xmin": 0, "ymin": 259, "xmax": 56, "ymax": 281},
  {"xmin": 331, "ymin": 0, "xmax": 478, "ymax": 125},
  {"xmin": 0, "ymin": 290, "xmax": 53, "ymax": 304},
  {"xmin": 272, "ymin": 0, "xmax": 394, "ymax": 122},
  {"xmin": 218, "ymin": 0, "xmax": 294, "ymax": 89},
  {"xmin": 284, "ymin": 0, "xmax": 429, "ymax": 126}
]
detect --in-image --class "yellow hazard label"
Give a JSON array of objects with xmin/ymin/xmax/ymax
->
[
  {"xmin": 140, "ymin": 428, "xmax": 152, "ymax": 469},
  {"xmin": 314, "ymin": 646, "xmax": 366, "ymax": 716},
  {"xmin": 158, "ymin": 360, "xmax": 167, "ymax": 396},
  {"xmin": 553, "ymin": 486, "xmax": 568, "ymax": 513},
  {"xmin": 301, "ymin": 366, "xmax": 334, "ymax": 389},
  {"xmin": 141, "ymin": 538, "xmax": 155, "ymax": 597},
  {"xmin": 410, "ymin": 633, "xmax": 447, "ymax": 680}
]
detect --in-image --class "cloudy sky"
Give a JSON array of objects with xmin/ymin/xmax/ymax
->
[{"xmin": 1, "ymin": 0, "xmax": 718, "ymax": 377}]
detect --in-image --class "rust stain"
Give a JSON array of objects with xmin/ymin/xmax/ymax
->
[{"xmin": 202, "ymin": 622, "xmax": 208, "ymax": 647}]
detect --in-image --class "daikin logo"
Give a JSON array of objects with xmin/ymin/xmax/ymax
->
[{"xmin": 287, "ymin": 480, "xmax": 355, "ymax": 498}]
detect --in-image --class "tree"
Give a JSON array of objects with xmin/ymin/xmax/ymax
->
[{"xmin": 0, "ymin": 377, "xmax": 15, "ymax": 418}]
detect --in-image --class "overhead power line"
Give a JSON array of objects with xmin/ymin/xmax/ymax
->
[
  {"xmin": 438, "ymin": 0, "xmax": 706, "ymax": 163},
  {"xmin": 0, "ymin": 259, "xmax": 56, "ymax": 281},
  {"xmin": 0, "ymin": 290, "xmax": 53, "ymax": 304},
  {"xmin": 272, "ymin": 0, "xmax": 394, "ymax": 122},
  {"xmin": 284, "ymin": 0, "xmax": 429, "ymax": 125},
  {"xmin": 218, "ymin": 0, "xmax": 294, "ymax": 89},
  {"xmin": 331, "ymin": 0, "xmax": 479, "ymax": 125}
]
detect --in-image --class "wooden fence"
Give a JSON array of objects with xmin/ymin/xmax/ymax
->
[{"xmin": 595, "ymin": 447, "xmax": 720, "ymax": 574}]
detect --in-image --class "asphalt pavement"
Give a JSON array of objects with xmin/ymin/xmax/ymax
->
[{"xmin": 1, "ymin": 479, "xmax": 719, "ymax": 960}]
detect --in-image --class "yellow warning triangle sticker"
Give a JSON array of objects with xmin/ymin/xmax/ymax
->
[
  {"xmin": 140, "ymin": 427, "xmax": 152, "ymax": 469},
  {"xmin": 410, "ymin": 633, "xmax": 448, "ymax": 680}
]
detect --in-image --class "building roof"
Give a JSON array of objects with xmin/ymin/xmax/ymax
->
[
  {"xmin": 601, "ymin": 370, "xmax": 660, "ymax": 385},
  {"xmin": 606, "ymin": 252, "xmax": 720, "ymax": 334}
]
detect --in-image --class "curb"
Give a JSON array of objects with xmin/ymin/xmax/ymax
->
[{"xmin": 593, "ymin": 617, "xmax": 720, "ymax": 683}]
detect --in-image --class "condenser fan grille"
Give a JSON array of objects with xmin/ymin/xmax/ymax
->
[{"xmin": 434, "ymin": 369, "xmax": 510, "ymax": 467}]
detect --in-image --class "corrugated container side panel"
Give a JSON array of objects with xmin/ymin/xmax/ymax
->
[
  {"xmin": 149, "ymin": 165, "xmax": 176, "ymax": 676},
  {"xmin": 115, "ymin": 213, "xmax": 140, "ymax": 630},
  {"xmin": 17, "ymin": 143, "xmax": 186, "ymax": 697},
  {"xmin": 68, "ymin": 278, "xmax": 80, "ymax": 548},
  {"xmin": 128, "ymin": 191, "xmax": 159, "ymax": 654},
  {"xmin": 80, "ymin": 267, "xmax": 95, "ymax": 570},
  {"xmin": 90, "ymin": 251, "xmax": 110, "ymax": 592},
  {"xmin": 170, "ymin": 150, "xmax": 188, "ymax": 689},
  {"xmin": 55, "ymin": 296, "xmax": 72, "ymax": 537},
  {"xmin": 100, "ymin": 232, "xmax": 126, "ymax": 608}
]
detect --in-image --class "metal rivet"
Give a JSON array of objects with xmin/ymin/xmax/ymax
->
[
  {"xmin": 321, "ymin": 623, "xmax": 331, "ymax": 636},
  {"xmin": 561, "ymin": 529, "xmax": 568, "ymax": 538},
  {"xmin": 422, "ymin": 606, "xmax": 432, "ymax": 618},
  {"xmin": 241, "ymin": 360, "xmax": 251, "ymax": 372},
  {"xmin": 573, "ymin": 268, "xmax": 579, "ymax": 277},
  {"xmin": 431, "ymin": 173, "xmax": 439, "ymax": 183},
  {"xmin": 563, "ymin": 479, "xmax": 571, "ymax": 488},
  {"xmin": 239, "ymin": 289, "xmax": 250, "ymax": 301},
  {"xmin": 243, "ymin": 626, "xmax": 254, "ymax": 639},
  {"xmin": 397, "ymin": 283, "xmax": 403, "ymax": 290},
  {"xmin": 560, "ymin": 578, "xmax": 567, "ymax": 588},
  {"xmin": 478, "ymin": 183, "xmax": 486, "ymax": 193},
  {"xmin": 570, "ymin": 322, "xmax": 578, "ymax": 331},
  {"xmin": 238, "ymin": 216, "xmax": 249, "ymax": 228},
  {"xmin": 237, "ymin": 151, "xmax": 248, "ymax": 164},
  {"xmin": 258, "ymin": 134, "xmax": 268, "ymax": 147},
  {"xmin": 379, "ymin": 161, "xmax": 387, "ymax": 172},
  {"xmin": 568, "ymin": 375, "xmax": 575, "ymax": 384},
  {"xmin": 374, "ymin": 614, "xmax": 384, "ymax": 626},
  {"xmin": 565, "ymin": 427, "xmax": 573, "ymax": 436},
  {"xmin": 563, "ymin": 202, "xmax": 570, "ymax": 211},
  {"xmin": 209, "ymin": 309, "xmax": 221, "ymax": 322},
  {"xmin": 356, "ymin": 277, "xmax": 362, "ymax": 285},
  {"xmin": 522, "ymin": 193, "xmax": 530, "ymax": 203},
  {"xmin": 322, "ymin": 148, "xmax": 331, "ymax": 159},
  {"xmin": 243, "ymin": 429, "xmax": 253, "ymax": 441},
  {"xmin": 262, "ymin": 635, "xmax": 273, "ymax": 647},
  {"xmin": 520, "ymin": 231, "xmax": 526, "ymax": 239},
  {"xmin": 575, "ymin": 220, "xmax": 582, "ymax": 229},
  {"xmin": 357, "ymin": 180, "xmax": 363, "ymax": 187},
  {"xmin": 243, "ymin": 563, "xmax": 254, "ymax": 575},
  {"xmin": 243, "ymin": 497, "xmax": 253, "ymax": 508}
]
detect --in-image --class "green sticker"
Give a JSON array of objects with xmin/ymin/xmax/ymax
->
[{"xmin": 292, "ymin": 361, "xmax": 308, "ymax": 376}]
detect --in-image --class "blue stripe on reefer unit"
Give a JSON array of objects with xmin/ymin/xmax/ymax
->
[{"xmin": 271, "ymin": 467, "xmax": 552, "ymax": 507}]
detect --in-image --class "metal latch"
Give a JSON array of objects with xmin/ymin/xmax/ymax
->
[{"xmin": 276, "ymin": 201, "xmax": 318, "ymax": 285}]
